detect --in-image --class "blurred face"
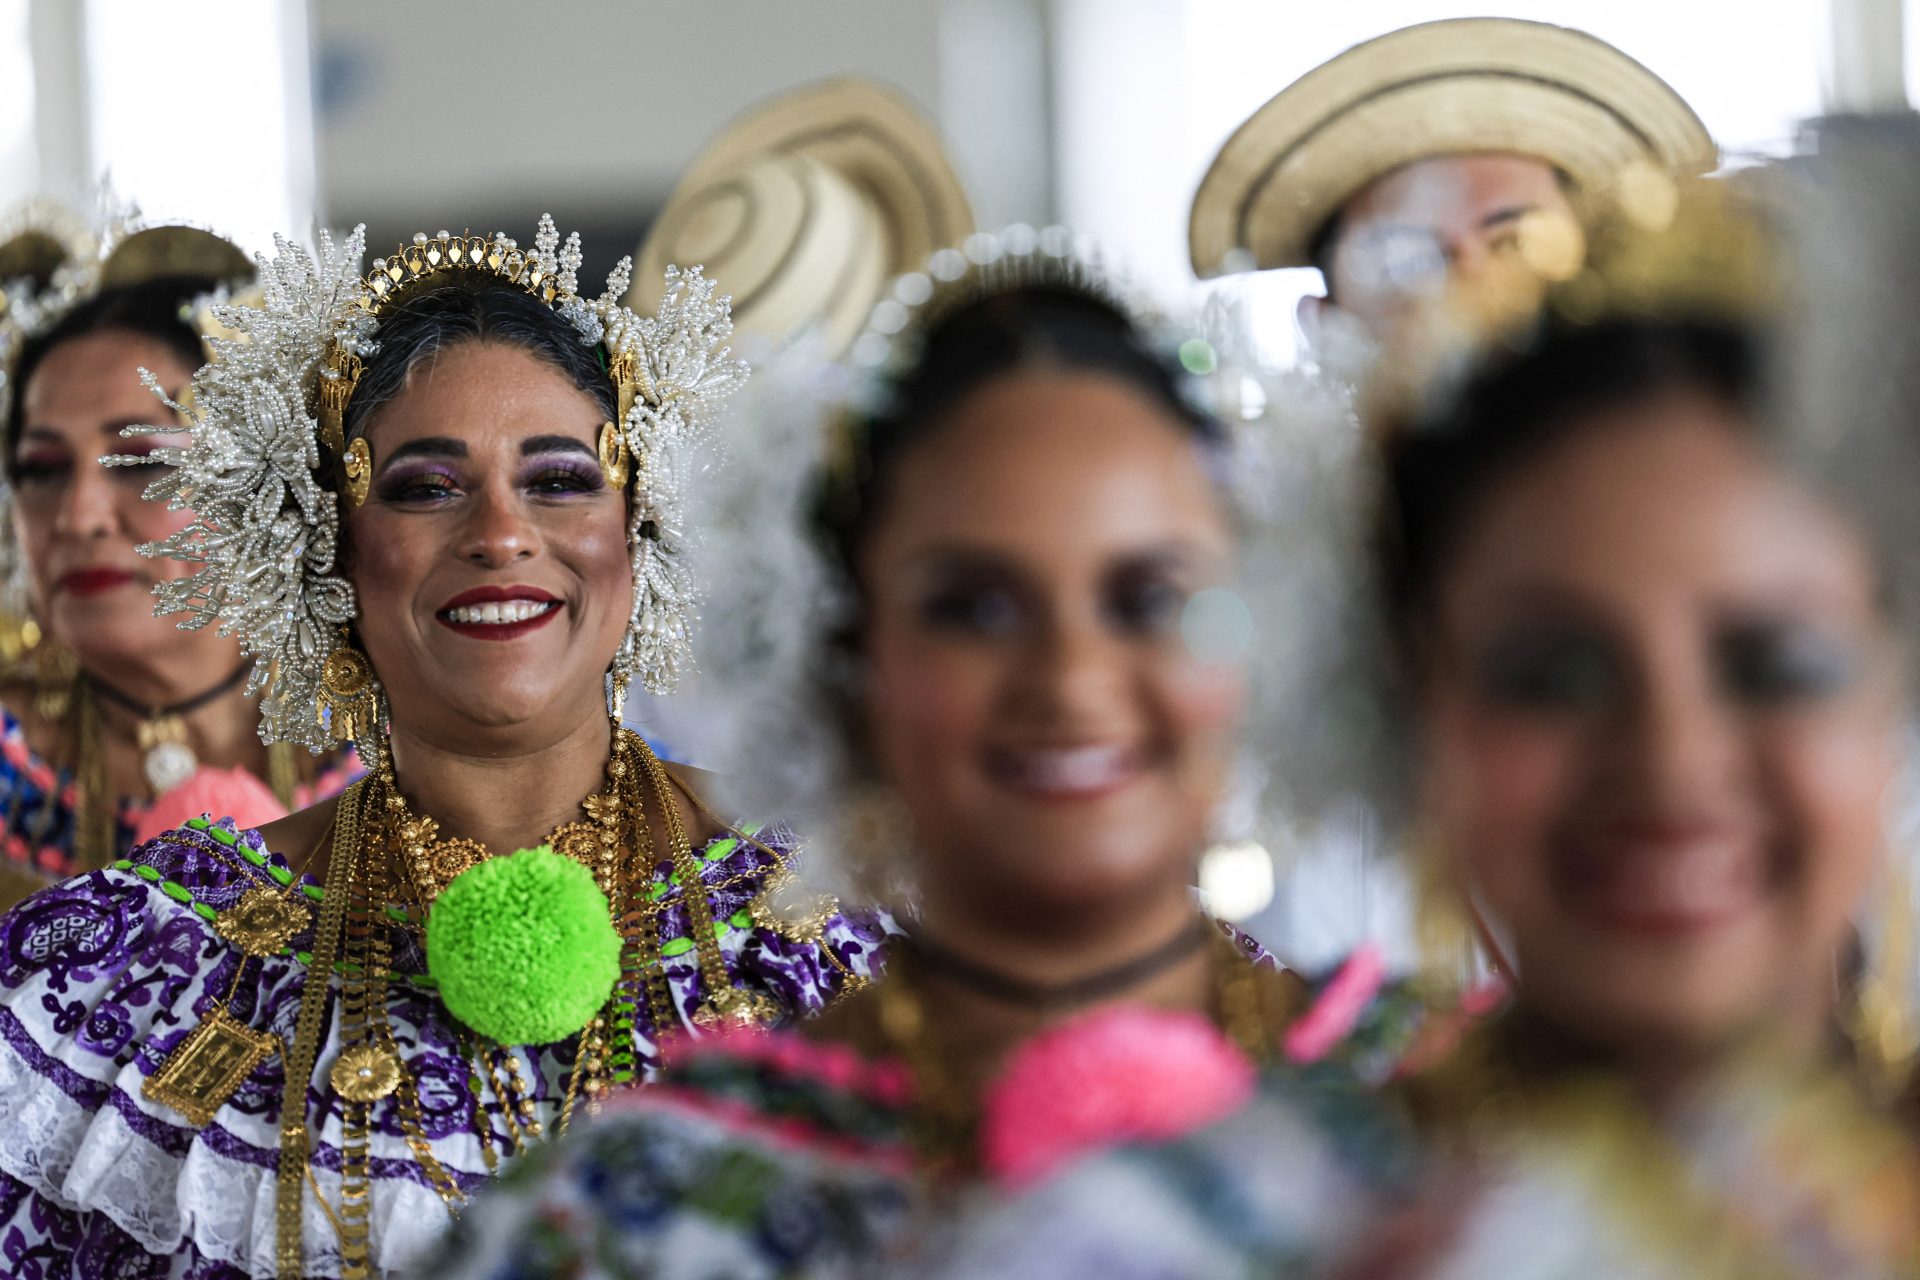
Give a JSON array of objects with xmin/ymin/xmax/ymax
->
[
  {"xmin": 344, "ymin": 341, "xmax": 632, "ymax": 749},
  {"xmin": 1418, "ymin": 392, "xmax": 1900, "ymax": 1055},
  {"xmin": 1322, "ymin": 153, "xmax": 1580, "ymax": 342},
  {"xmin": 13, "ymin": 330, "xmax": 214, "ymax": 671},
  {"xmin": 858, "ymin": 373, "xmax": 1243, "ymax": 922}
]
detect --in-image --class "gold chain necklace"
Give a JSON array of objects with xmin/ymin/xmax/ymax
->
[{"xmin": 274, "ymin": 727, "xmax": 773, "ymax": 1277}]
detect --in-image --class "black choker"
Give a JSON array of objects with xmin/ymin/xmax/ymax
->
[
  {"xmin": 87, "ymin": 660, "xmax": 255, "ymax": 794},
  {"xmin": 905, "ymin": 919, "xmax": 1214, "ymax": 1012}
]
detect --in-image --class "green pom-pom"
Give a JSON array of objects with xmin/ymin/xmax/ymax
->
[{"xmin": 426, "ymin": 845, "xmax": 621, "ymax": 1045}]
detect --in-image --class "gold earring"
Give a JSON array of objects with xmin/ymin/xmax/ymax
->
[
  {"xmin": 598, "ymin": 420, "xmax": 630, "ymax": 489},
  {"xmin": 342, "ymin": 437, "xmax": 372, "ymax": 508},
  {"xmin": 1851, "ymin": 858, "xmax": 1917, "ymax": 1100},
  {"xmin": 317, "ymin": 636, "xmax": 378, "ymax": 744}
]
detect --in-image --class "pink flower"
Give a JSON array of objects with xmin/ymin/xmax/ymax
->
[
  {"xmin": 131, "ymin": 767, "xmax": 288, "ymax": 848},
  {"xmin": 980, "ymin": 1005, "xmax": 1256, "ymax": 1189},
  {"xmin": 1283, "ymin": 944, "xmax": 1386, "ymax": 1065}
]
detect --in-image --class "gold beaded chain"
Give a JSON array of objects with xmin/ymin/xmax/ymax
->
[
  {"xmin": 273, "ymin": 727, "xmax": 782, "ymax": 1276},
  {"xmin": 637, "ymin": 740, "xmax": 781, "ymax": 1031},
  {"xmin": 276, "ymin": 777, "xmax": 366, "ymax": 1278}
]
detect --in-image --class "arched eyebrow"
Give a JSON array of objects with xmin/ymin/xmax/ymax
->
[
  {"xmin": 378, "ymin": 437, "xmax": 466, "ymax": 469},
  {"xmin": 520, "ymin": 434, "xmax": 595, "ymax": 458},
  {"xmin": 376, "ymin": 434, "xmax": 596, "ymax": 471}
]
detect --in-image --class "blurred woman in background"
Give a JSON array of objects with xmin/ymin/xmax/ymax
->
[{"xmin": 0, "ymin": 215, "xmax": 355, "ymax": 906}]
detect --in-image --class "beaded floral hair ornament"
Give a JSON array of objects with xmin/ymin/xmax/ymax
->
[{"xmin": 124, "ymin": 217, "xmax": 746, "ymax": 761}]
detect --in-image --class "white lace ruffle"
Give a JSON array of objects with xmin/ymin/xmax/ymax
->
[{"xmin": 0, "ymin": 1004, "xmax": 464, "ymax": 1278}]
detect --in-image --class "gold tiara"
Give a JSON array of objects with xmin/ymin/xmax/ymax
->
[{"xmin": 315, "ymin": 223, "xmax": 639, "ymax": 453}]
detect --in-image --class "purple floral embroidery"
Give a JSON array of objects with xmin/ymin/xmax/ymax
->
[{"xmin": 0, "ymin": 817, "xmax": 890, "ymax": 1276}]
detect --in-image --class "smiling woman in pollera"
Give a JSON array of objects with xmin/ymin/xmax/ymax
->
[{"xmin": 0, "ymin": 220, "xmax": 885, "ymax": 1278}]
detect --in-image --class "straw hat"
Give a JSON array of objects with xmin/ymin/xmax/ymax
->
[
  {"xmin": 99, "ymin": 225, "xmax": 253, "ymax": 288},
  {"xmin": 630, "ymin": 77, "xmax": 974, "ymax": 356},
  {"xmin": 1188, "ymin": 18, "xmax": 1716, "ymax": 277}
]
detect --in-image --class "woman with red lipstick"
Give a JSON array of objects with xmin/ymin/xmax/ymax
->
[
  {"xmin": 420, "ymin": 230, "xmax": 1384, "ymax": 1279},
  {"xmin": 0, "ymin": 220, "xmax": 886, "ymax": 1277},
  {"xmin": 0, "ymin": 220, "xmax": 355, "ymax": 906}
]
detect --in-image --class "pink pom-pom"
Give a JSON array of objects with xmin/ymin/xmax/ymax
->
[
  {"xmin": 132, "ymin": 767, "xmax": 288, "ymax": 847},
  {"xmin": 980, "ymin": 1005, "xmax": 1255, "ymax": 1189},
  {"xmin": 1284, "ymin": 943, "xmax": 1386, "ymax": 1065}
]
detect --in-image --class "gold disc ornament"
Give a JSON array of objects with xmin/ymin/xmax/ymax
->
[
  {"xmin": 342, "ymin": 436, "xmax": 372, "ymax": 507},
  {"xmin": 213, "ymin": 887, "xmax": 308, "ymax": 958},
  {"xmin": 330, "ymin": 1042, "xmax": 403, "ymax": 1103},
  {"xmin": 317, "ymin": 642, "xmax": 377, "ymax": 743}
]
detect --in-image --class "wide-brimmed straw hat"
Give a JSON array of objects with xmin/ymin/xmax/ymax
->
[
  {"xmin": 630, "ymin": 77, "xmax": 974, "ymax": 356},
  {"xmin": 1188, "ymin": 17, "xmax": 1717, "ymax": 277},
  {"xmin": 98, "ymin": 225, "xmax": 253, "ymax": 287}
]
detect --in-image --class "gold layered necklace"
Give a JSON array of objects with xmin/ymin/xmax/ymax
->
[{"xmin": 265, "ymin": 726, "xmax": 777, "ymax": 1278}]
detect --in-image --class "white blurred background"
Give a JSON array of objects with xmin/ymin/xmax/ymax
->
[
  {"xmin": 1, "ymin": 0, "xmax": 1908, "ymax": 964},
  {"xmin": 5, "ymin": 1, "xmax": 1902, "ymax": 280}
]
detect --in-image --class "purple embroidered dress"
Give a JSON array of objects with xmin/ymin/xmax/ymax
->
[
  {"xmin": 0, "ymin": 815, "xmax": 887, "ymax": 1278},
  {"xmin": 0, "ymin": 705, "xmax": 359, "ymax": 906}
]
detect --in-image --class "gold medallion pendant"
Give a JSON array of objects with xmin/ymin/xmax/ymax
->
[
  {"xmin": 214, "ymin": 887, "xmax": 308, "ymax": 957},
  {"xmin": 143, "ymin": 1007, "xmax": 280, "ymax": 1128},
  {"xmin": 330, "ymin": 1042, "xmax": 404, "ymax": 1103},
  {"xmin": 137, "ymin": 713, "xmax": 198, "ymax": 794}
]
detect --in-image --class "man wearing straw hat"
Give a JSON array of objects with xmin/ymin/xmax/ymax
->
[{"xmin": 1190, "ymin": 18, "xmax": 1716, "ymax": 349}]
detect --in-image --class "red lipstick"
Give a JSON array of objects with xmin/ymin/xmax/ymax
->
[
  {"xmin": 56, "ymin": 567, "xmax": 137, "ymax": 598},
  {"xmin": 434, "ymin": 585, "xmax": 563, "ymax": 642}
]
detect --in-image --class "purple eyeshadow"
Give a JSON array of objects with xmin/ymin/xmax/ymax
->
[{"xmin": 520, "ymin": 455, "xmax": 605, "ymax": 489}]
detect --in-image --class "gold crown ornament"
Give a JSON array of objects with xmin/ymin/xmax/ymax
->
[{"xmin": 119, "ymin": 217, "xmax": 747, "ymax": 761}]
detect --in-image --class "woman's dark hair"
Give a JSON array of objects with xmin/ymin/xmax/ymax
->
[
  {"xmin": 1379, "ymin": 315, "xmax": 1761, "ymax": 664},
  {"xmin": 818, "ymin": 283, "xmax": 1221, "ymax": 580},
  {"xmin": 342, "ymin": 281, "xmax": 617, "ymax": 441},
  {"xmin": 5, "ymin": 274, "xmax": 220, "ymax": 473}
]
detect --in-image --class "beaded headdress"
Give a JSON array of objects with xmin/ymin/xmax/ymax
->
[
  {"xmin": 126, "ymin": 217, "xmax": 746, "ymax": 758},
  {"xmin": 0, "ymin": 199, "xmax": 253, "ymax": 412},
  {"xmin": 0, "ymin": 200, "xmax": 100, "ymax": 411}
]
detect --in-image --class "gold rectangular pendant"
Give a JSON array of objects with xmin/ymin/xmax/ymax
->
[{"xmin": 142, "ymin": 1005, "xmax": 279, "ymax": 1128}]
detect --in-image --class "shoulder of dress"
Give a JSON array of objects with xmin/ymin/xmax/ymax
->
[
  {"xmin": 125, "ymin": 816, "xmax": 299, "ymax": 897},
  {"xmin": 0, "ymin": 697, "xmax": 56, "ymax": 792},
  {"xmin": 622, "ymin": 1027, "xmax": 917, "ymax": 1168}
]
